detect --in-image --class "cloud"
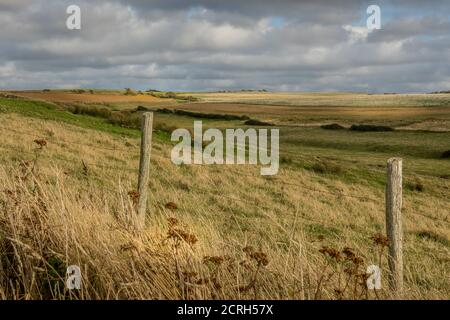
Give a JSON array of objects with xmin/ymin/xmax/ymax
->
[{"xmin": 0, "ymin": 0, "xmax": 449, "ymax": 92}]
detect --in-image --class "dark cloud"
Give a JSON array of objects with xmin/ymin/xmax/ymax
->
[{"xmin": 0, "ymin": 0, "xmax": 449, "ymax": 92}]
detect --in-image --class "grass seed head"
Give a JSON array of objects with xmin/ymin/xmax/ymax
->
[
  {"xmin": 33, "ymin": 139, "xmax": 47, "ymax": 149},
  {"xmin": 371, "ymin": 233, "xmax": 389, "ymax": 247}
]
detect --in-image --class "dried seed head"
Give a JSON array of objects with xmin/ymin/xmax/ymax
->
[
  {"xmin": 243, "ymin": 246, "xmax": 255, "ymax": 255},
  {"xmin": 128, "ymin": 191, "xmax": 139, "ymax": 205},
  {"xmin": 167, "ymin": 217, "xmax": 179, "ymax": 227},
  {"xmin": 243, "ymin": 246, "xmax": 269, "ymax": 267},
  {"xmin": 250, "ymin": 251, "xmax": 269, "ymax": 267},
  {"xmin": 33, "ymin": 139, "xmax": 47, "ymax": 148},
  {"xmin": 371, "ymin": 233, "xmax": 389, "ymax": 247},
  {"xmin": 352, "ymin": 256, "xmax": 364, "ymax": 266},
  {"xmin": 319, "ymin": 246, "xmax": 342, "ymax": 262},
  {"xmin": 343, "ymin": 247, "xmax": 356, "ymax": 260},
  {"xmin": 165, "ymin": 202, "xmax": 178, "ymax": 211},
  {"xmin": 203, "ymin": 256, "xmax": 225, "ymax": 266},
  {"xmin": 167, "ymin": 228, "xmax": 198, "ymax": 246}
]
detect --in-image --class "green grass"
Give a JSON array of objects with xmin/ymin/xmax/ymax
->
[
  {"xmin": 0, "ymin": 97, "xmax": 141, "ymax": 137},
  {"xmin": 2, "ymin": 95, "xmax": 449, "ymax": 184}
]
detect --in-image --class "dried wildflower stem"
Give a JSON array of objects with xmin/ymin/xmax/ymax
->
[
  {"xmin": 386, "ymin": 158, "xmax": 403, "ymax": 297},
  {"xmin": 137, "ymin": 112, "xmax": 153, "ymax": 230}
]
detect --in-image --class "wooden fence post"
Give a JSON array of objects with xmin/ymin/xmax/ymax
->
[
  {"xmin": 137, "ymin": 112, "xmax": 153, "ymax": 230},
  {"xmin": 386, "ymin": 157, "xmax": 403, "ymax": 297}
]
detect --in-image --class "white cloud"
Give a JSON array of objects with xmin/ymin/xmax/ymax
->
[
  {"xmin": 0, "ymin": 0, "xmax": 449, "ymax": 92},
  {"xmin": 342, "ymin": 25, "xmax": 372, "ymax": 44}
]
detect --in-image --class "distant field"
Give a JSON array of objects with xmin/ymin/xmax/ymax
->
[
  {"xmin": 179, "ymin": 91, "xmax": 450, "ymax": 108},
  {"xmin": 160, "ymin": 102, "xmax": 450, "ymax": 128},
  {"xmin": 7, "ymin": 90, "xmax": 450, "ymax": 129},
  {"xmin": 7, "ymin": 90, "xmax": 175, "ymax": 105}
]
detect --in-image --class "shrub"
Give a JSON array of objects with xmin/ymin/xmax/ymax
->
[
  {"xmin": 321, "ymin": 123, "xmax": 345, "ymax": 130},
  {"xmin": 107, "ymin": 111, "xmax": 140, "ymax": 128},
  {"xmin": 156, "ymin": 108, "xmax": 174, "ymax": 114},
  {"xmin": 406, "ymin": 180, "xmax": 424, "ymax": 192},
  {"xmin": 244, "ymin": 119, "xmax": 273, "ymax": 126},
  {"xmin": 280, "ymin": 156, "xmax": 293, "ymax": 165},
  {"xmin": 441, "ymin": 150, "xmax": 450, "ymax": 158},
  {"xmin": 174, "ymin": 95, "xmax": 198, "ymax": 102},
  {"xmin": 135, "ymin": 106, "xmax": 150, "ymax": 112},
  {"xmin": 165, "ymin": 92, "xmax": 177, "ymax": 99},
  {"xmin": 350, "ymin": 124, "xmax": 394, "ymax": 132},
  {"xmin": 156, "ymin": 108, "xmax": 250, "ymax": 121},
  {"xmin": 311, "ymin": 161, "xmax": 342, "ymax": 175},
  {"xmin": 70, "ymin": 105, "xmax": 112, "ymax": 118},
  {"xmin": 154, "ymin": 121, "xmax": 179, "ymax": 134},
  {"xmin": 124, "ymin": 88, "xmax": 137, "ymax": 96}
]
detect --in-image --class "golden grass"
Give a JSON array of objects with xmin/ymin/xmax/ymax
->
[
  {"xmin": 0, "ymin": 113, "xmax": 449, "ymax": 300},
  {"xmin": 185, "ymin": 92, "xmax": 450, "ymax": 107},
  {"xmin": 9, "ymin": 91, "xmax": 172, "ymax": 104}
]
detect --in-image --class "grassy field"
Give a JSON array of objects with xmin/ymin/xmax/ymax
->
[{"xmin": 0, "ymin": 91, "xmax": 449, "ymax": 300}]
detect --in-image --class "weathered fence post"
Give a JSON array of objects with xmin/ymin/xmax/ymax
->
[
  {"xmin": 386, "ymin": 157, "xmax": 403, "ymax": 297},
  {"xmin": 137, "ymin": 112, "xmax": 153, "ymax": 230}
]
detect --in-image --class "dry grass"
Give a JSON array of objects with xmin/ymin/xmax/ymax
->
[
  {"xmin": 165, "ymin": 103, "xmax": 450, "ymax": 123},
  {"xmin": 0, "ymin": 113, "xmax": 449, "ymax": 300},
  {"xmin": 8, "ymin": 91, "xmax": 172, "ymax": 104},
  {"xmin": 185, "ymin": 91, "xmax": 450, "ymax": 108}
]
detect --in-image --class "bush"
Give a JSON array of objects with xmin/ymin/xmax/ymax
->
[
  {"xmin": 70, "ymin": 105, "xmax": 112, "ymax": 118},
  {"xmin": 156, "ymin": 108, "xmax": 250, "ymax": 121},
  {"xmin": 321, "ymin": 123, "xmax": 345, "ymax": 130},
  {"xmin": 350, "ymin": 124, "xmax": 394, "ymax": 132},
  {"xmin": 156, "ymin": 108, "xmax": 174, "ymax": 114},
  {"xmin": 107, "ymin": 111, "xmax": 140, "ymax": 128},
  {"xmin": 244, "ymin": 119, "xmax": 274, "ymax": 126},
  {"xmin": 280, "ymin": 156, "xmax": 293, "ymax": 165},
  {"xmin": 124, "ymin": 88, "xmax": 137, "ymax": 96},
  {"xmin": 135, "ymin": 106, "xmax": 150, "ymax": 112},
  {"xmin": 177, "ymin": 95, "xmax": 198, "ymax": 102},
  {"xmin": 406, "ymin": 181, "xmax": 425, "ymax": 192},
  {"xmin": 164, "ymin": 92, "xmax": 177, "ymax": 99},
  {"xmin": 441, "ymin": 150, "xmax": 450, "ymax": 158},
  {"xmin": 311, "ymin": 161, "xmax": 342, "ymax": 175},
  {"xmin": 154, "ymin": 121, "xmax": 179, "ymax": 134}
]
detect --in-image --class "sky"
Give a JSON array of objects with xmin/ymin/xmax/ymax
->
[{"xmin": 0, "ymin": 0, "xmax": 450, "ymax": 92}]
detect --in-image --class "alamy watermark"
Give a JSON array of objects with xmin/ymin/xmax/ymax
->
[
  {"xmin": 66, "ymin": 265, "xmax": 82, "ymax": 290},
  {"xmin": 366, "ymin": 264, "xmax": 382, "ymax": 290},
  {"xmin": 66, "ymin": 5, "xmax": 81, "ymax": 30},
  {"xmin": 66, "ymin": 4, "xmax": 380, "ymax": 31},
  {"xmin": 171, "ymin": 121, "xmax": 279, "ymax": 176},
  {"xmin": 367, "ymin": 5, "xmax": 381, "ymax": 30}
]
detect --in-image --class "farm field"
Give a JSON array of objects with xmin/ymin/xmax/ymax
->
[
  {"xmin": 7, "ymin": 90, "xmax": 178, "ymax": 110},
  {"xmin": 0, "ymin": 91, "xmax": 449, "ymax": 300}
]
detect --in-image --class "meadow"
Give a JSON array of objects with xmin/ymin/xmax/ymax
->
[{"xmin": 0, "ymin": 90, "xmax": 449, "ymax": 300}]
